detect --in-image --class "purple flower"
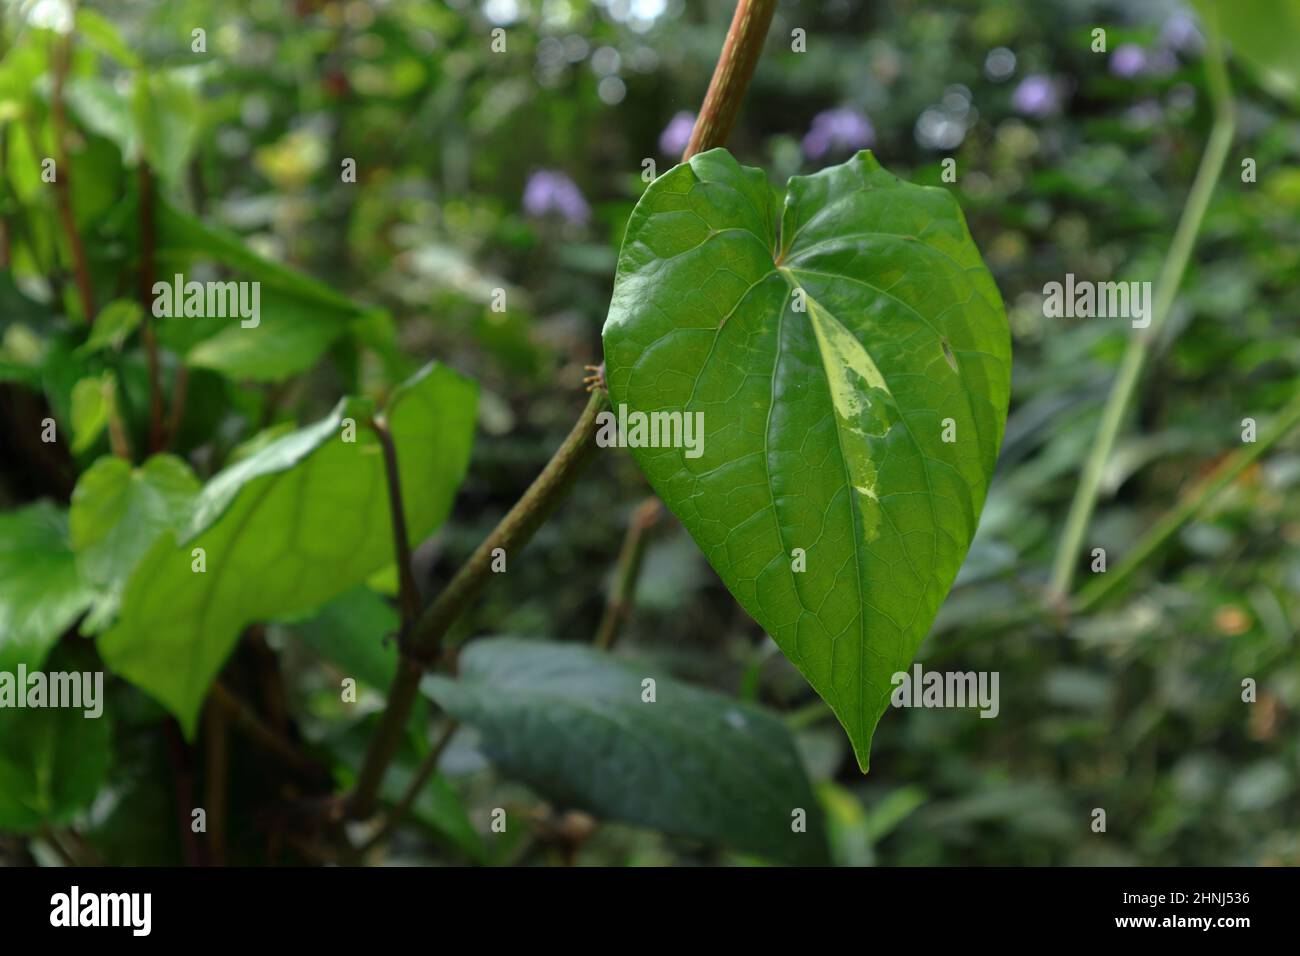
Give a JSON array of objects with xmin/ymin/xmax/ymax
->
[
  {"xmin": 522, "ymin": 170, "xmax": 590, "ymax": 225},
  {"xmin": 1124, "ymin": 98, "xmax": 1164, "ymax": 130},
  {"xmin": 1160, "ymin": 12, "xmax": 1203, "ymax": 54},
  {"xmin": 802, "ymin": 108, "xmax": 875, "ymax": 161},
  {"xmin": 658, "ymin": 111, "xmax": 695, "ymax": 157},
  {"xmin": 1011, "ymin": 74, "xmax": 1063, "ymax": 118},
  {"xmin": 1109, "ymin": 43, "xmax": 1147, "ymax": 78}
]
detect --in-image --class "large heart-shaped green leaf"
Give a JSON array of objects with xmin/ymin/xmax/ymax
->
[
  {"xmin": 98, "ymin": 362, "xmax": 477, "ymax": 735},
  {"xmin": 602, "ymin": 149, "xmax": 1011, "ymax": 770},
  {"xmin": 424, "ymin": 637, "xmax": 828, "ymax": 865}
]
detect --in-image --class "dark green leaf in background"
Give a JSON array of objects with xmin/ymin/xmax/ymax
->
[
  {"xmin": 292, "ymin": 585, "xmax": 403, "ymax": 693},
  {"xmin": 0, "ymin": 503, "xmax": 96, "ymax": 672},
  {"xmin": 425, "ymin": 637, "xmax": 829, "ymax": 865},
  {"xmin": 0, "ymin": 694, "xmax": 112, "ymax": 833}
]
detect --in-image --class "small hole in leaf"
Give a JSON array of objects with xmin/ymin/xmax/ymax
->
[{"xmin": 941, "ymin": 337, "xmax": 958, "ymax": 372}]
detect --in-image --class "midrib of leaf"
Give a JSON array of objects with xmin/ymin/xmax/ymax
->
[
  {"xmin": 785, "ymin": 242, "xmax": 998, "ymax": 475},
  {"xmin": 674, "ymin": 212, "xmax": 958, "ymax": 760},
  {"xmin": 777, "ymin": 270, "xmax": 893, "ymax": 752},
  {"xmin": 787, "ymin": 255, "xmax": 990, "ymax": 540},
  {"xmin": 182, "ymin": 429, "xmax": 386, "ymax": 708},
  {"xmin": 185, "ymin": 475, "xmax": 277, "ymax": 708}
]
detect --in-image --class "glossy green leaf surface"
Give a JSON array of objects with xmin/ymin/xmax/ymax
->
[
  {"xmin": 0, "ymin": 503, "xmax": 96, "ymax": 672},
  {"xmin": 99, "ymin": 363, "xmax": 477, "ymax": 734},
  {"xmin": 424, "ymin": 637, "xmax": 829, "ymax": 865},
  {"xmin": 602, "ymin": 149, "xmax": 1011, "ymax": 769}
]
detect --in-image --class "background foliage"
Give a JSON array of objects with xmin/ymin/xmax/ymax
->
[{"xmin": 1, "ymin": 0, "xmax": 1298, "ymax": 866}]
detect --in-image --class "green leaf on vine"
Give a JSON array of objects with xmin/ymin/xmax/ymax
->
[
  {"xmin": 69, "ymin": 373, "xmax": 116, "ymax": 454},
  {"xmin": 424, "ymin": 637, "xmax": 828, "ymax": 865},
  {"xmin": 98, "ymin": 362, "xmax": 477, "ymax": 735},
  {"xmin": 70, "ymin": 453, "xmax": 200, "ymax": 633},
  {"xmin": 602, "ymin": 149, "xmax": 1011, "ymax": 770}
]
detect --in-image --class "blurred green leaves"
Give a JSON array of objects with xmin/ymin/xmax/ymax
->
[
  {"xmin": 98, "ymin": 362, "xmax": 477, "ymax": 734},
  {"xmin": 69, "ymin": 453, "xmax": 200, "ymax": 632},
  {"xmin": 425, "ymin": 637, "xmax": 829, "ymax": 865},
  {"xmin": 0, "ymin": 682, "xmax": 112, "ymax": 833},
  {"xmin": 0, "ymin": 503, "xmax": 95, "ymax": 672},
  {"xmin": 154, "ymin": 204, "xmax": 372, "ymax": 382},
  {"xmin": 1193, "ymin": 0, "xmax": 1300, "ymax": 106}
]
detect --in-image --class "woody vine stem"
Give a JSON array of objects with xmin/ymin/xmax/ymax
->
[{"xmin": 343, "ymin": 0, "xmax": 780, "ymax": 823}]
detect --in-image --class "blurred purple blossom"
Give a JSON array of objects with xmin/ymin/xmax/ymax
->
[
  {"xmin": 522, "ymin": 170, "xmax": 590, "ymax": 225},
  {"xmin": 1147, "ymin": 48, "xmax": 1179, "ymax": 77},
  {"xmin": 1109, "ymin": 44, "xmax": 1147, "ymax": 78},
  {"xmin": 658, "ymin": 111, "xmax": 695, "ymax": 156},
  {"xmin": 1160, "ymin": 12, "xmax": 1203, "ymax": 54},
  {"xmin": 802, "ymin": 108, "xmax": 875, "ymax": 161},
  {"xmin": 1124, "ymin": 98, "xmax": 1164, "ymax": 130},
  {"xmin": 1011, "ymin": 74, "xmax": 1063, "ymax": 118}
]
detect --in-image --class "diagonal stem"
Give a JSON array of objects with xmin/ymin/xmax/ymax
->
[
  {"xmin": 594, "ymin": 498, "xmax": 662, "ymax": 650},
  {"xmin": 358, "ymin": 720, "xmax": 459, "ymax": 856},
  {"xmin": 344, "ymin": 0, "xmax": 779, "ymax": 822},
  {"xmin": 49, "ymin": 26, "xmax": 97, "ymax": 323},
  {"xmin": 370, "ymin": 416, "xmax": 421, "ymax": 628},
  {"xmin": 683, "ymin": 0, "xmax": 777, "ymax": 160},
  {"xmin": 1073, "ymin": 392, "xmax": 1300, "ymax": 614},
  {"xmin": 1049, "ymin": 26, "xmax": 1235, "ymax": 600},
  {"xmin": 347, "ymin": 388, "xmax": 608, "ymax": 819}
]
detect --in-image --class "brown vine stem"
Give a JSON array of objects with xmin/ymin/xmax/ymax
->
[
  {"xmin": 358, "ymin": 720, "xmax": 459, "ymax": 856},
  {"xmin": 594, "ymin": 498, "xmax": 663, "ymax": 650},
  {"xmin": 209, "ymin": 681, "xmax": 326, "ymax": 780},
  {"xmin": 370, "ymin": 416, "xmax": 421, "ymax": 628},
  {"xmin": 683, "ymin": 0, "xmax": 777, "ymax": 161},
  {"xmin": 347, "ymin": 388, "xmax": 608, "ymax": 818},
  {"xmin": 204, "ymin": 699, "xmax": 230, "ymax": 867},
  {"xmin": 138, "ymin": 161, "xmax": 165, "ymax": 452},
  {"xmin": 49, "ymin": 28, "xmax": 96, "ymax": 323},
  {"xmin": 345, "ymin": 0, "xmax": 778, "ymax": 822}
]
